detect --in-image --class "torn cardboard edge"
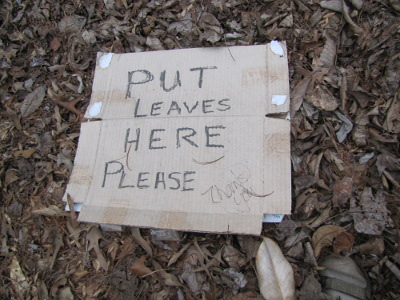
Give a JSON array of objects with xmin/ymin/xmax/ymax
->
[{"xmin": 64, "ymin": 42, "xmax": 291, "ymax": 235}]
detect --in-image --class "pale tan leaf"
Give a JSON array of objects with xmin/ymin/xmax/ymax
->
[
  {"xmin": 311, "ymin": 225, "xmax": 346, "ymax": 257},
  {"xmin": 13, "ymin": 148, "xmax": 35, "ymax": 158},
  {"xmin": 86, "ymin": 226, "xmax": 108, "ymax": 271},
  {"xmin": 32, "ymin": 205, "xmax": 69, "ymax": 217},
  {"xmin": 256, "ymin": 237, "xmax": 295, "ymax": 300},
  {"xmin": 9, "ymin": 257, "xmax": 30, "ymax": 297}
]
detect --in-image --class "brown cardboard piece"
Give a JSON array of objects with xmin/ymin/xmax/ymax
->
[{"xmin": 64, "ymin": 43, "xmax": 291, "ymax": 235}]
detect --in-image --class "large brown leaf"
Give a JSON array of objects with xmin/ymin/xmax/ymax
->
[{"xmin": 311, "ymin": 225, "xmax": 346, "ymax": 257}]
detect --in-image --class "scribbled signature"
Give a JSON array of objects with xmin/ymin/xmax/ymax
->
[{"xmin": 201, "ymin": 164, "xmax": 256, "ymax": 213}]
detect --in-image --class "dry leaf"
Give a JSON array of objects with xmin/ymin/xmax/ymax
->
[
  {"xmin": 9, "ymin": 257, "xmax": 30, "ymax": 298},
  {"xmin": 222, "ymin": 245, "xmax": 246, "ymax": 270},
  {"xmin": 311, "ymin": 225, "xmax": 346, "ymax": 257},
  {"xmin": 305, "ymin": 84, "xmax": 338, "ymax": 111},
  {"xmin": 58, "ymin": 287, "xmax": 74, "ymax": 300},
  {"xmin": 115, "ymin": 236, "xmax": 136, "ymax": 266},
  {"xmin": 359, "ymin": 237, "xmax": 385, "ymax": 255},
  {"xmin": 297, "ymin": 274, "xmax": 325, "ymax": 300},
  {"xmin": 290, "ymin": 76, "xmax": 311, "ymax": 113},
  {"xmin": 14, "ymin": 148, "xmax": 35, "ymax": 159},
  {"xmin": 20, "ymin": 85, "xmax": 46, "ymax": 117},
  {"xmin": 332, "ymin": 232, "xmax": 355, "ymax": 254},
  {"xmin": 320, "ymin": 0, "xmax": 343, "ymax": 12},
  {"xmin": 58, "ymin": 15, "xmax": 86, "ymax": 34},
  {"xmin": 168, "ymin": 13, "xmax": 193, "ymax": 35},
  {"xmin": 5, "ymin": 169, "xmax": 19, "ymax": 188},
  {"xmin": 223, "ymin": 267, "xmax": 247, "ymax": 289},
  {"xmin": 152, "ymin": 260, "xmax": 183, "ymax": 287},
  {"xmin": 231, "ymin": 291, "xmax": 260, "ymax": 300},
  {"xmin": 168, "ymin": 242, "xmax": 192, "ymax": 266},
  {"xmin": 331, "ymin": 177, "xmax": 353, "ymax": 207},
  {"xmin": 86, "ymin": 226, "xmax": 108, "ymax": 271},
  {"xmin": 32, "ymin": 205, "xmax": 69, "ymax": 217},
  {"xmin": 50, "ymin": 37, "xmax": 61, "ymax": 51},
  {"xmin": 49, "ymin": 233, "xmax": 64, "ymax": 270},
  {"xmin": 145, "ymin": 37, "xmax": 164, "ymax": 50},
  {"xmin": 352, "ymin": 125, "xmax": 368, "ymax": 146},
  {"xmin": 130, "ymin": 256, "xmax": 154, "ymax": 277},
  {"xmin": 335, "ymin": 111, "xmax": 353, "ymax": 142},
  {"xmin": 313, "ymin": 36, "xmax": 336, "ymax": 70},
  {"xmin": 131, "ymin": 227, "xmax": 153, "ymax": 257},
  {"xmin": 383, "ymin": 96, "xmax": 399, "ymax": 132},
  {"xmin": 256, "ymin": 237, "xmax": 295, "ymax": 300},
  {"xmin": 352, "ymin": 188, "xmax": 387, "ymax": 235}
]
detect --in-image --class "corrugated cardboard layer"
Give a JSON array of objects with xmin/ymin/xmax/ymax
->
[
  {"xmin": 84, "ymin": 44, "xmax": 289, "ymax": 120},
  {"xmin": 78, "ymin": 206, "xmax": 263, "ymax": 235},
  {"xmin": 72, "ymin": 116, "xmax": 266, "ymax": 213},
  {"xmin": 65, "ymin": 43, "xmax": 291, "ymax": 234},
  {"xmin": 64, "ymin": 121, "xmax": 100, "ymax": 205},
  {"xmin": 66, "ymin": 117, "xmax": 291, "ymax": 215},
  {"xmin": 262, "ymin": 118, "xmax": 291, "ymax": 214}
]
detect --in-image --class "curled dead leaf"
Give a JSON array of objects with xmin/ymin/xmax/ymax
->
[
  {"xmin": 332, "ymin": 232, "xmax": 355, "ymax": 254},
  {"xmin": 311, "ymin": 225, "xmax": 346, "ymax": 257},
  {"xmin": 256, "ymin": 237, "xmax": 295, "ymax": 300}
]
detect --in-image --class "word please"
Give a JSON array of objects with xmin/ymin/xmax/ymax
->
[
  {"xmin": 124, "ymin": 125, "xmax": 226, "ymax": 151},
  {"xmin": 102, "ymin": 161, "xmax": 196, "ymax": 191}
]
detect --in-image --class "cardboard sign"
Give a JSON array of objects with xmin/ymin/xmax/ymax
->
[{"xmin": 64, "ymin": 43, "xmax": 291, "ymax": 234}]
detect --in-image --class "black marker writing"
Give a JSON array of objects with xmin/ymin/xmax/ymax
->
[{"xmin": 126, "ymin": 70, "xmax": 154, "ymax": 98}]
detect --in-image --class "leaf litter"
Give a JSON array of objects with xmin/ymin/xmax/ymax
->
[{"xmin": 0, "ymin": 0, "xmax": 399, "ymax": 299}]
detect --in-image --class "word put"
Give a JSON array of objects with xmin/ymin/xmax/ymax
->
[{"xmin": 126, "ymin": 66, "xmax": 217, "ymax": 98}]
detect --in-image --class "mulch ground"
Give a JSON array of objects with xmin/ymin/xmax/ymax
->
[{"xmin": 1, "ymin": 0, "xmax": 399, "ymax": 299}]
